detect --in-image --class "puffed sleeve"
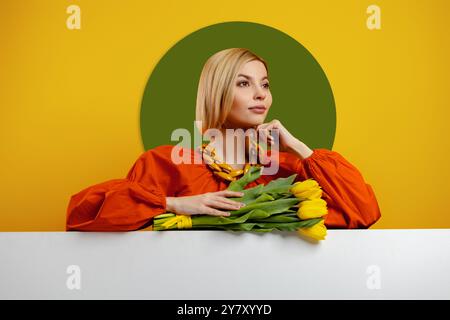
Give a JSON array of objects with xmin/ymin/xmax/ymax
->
[
  {"xmin": 280, "ymin": 149, "xmax": 382, "ymax": 229},
  {"xmin": 66, "ymin": 145, "xmax": 178, "ymax": 231}
]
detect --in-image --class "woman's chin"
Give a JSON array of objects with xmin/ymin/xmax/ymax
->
[
  {"xmin": 249, "ymin": 120, "xmax": 266, "ymax": 128},
  {"xmin": 242, "ymin": 116, "xmax": 266, "ymax": 128},
  {"xmin": 238, "ymin": 122, "xmax": 262, "ymax": 130},
  {"xmin": 226, "ymin": 117, "xmax": 266, "ymax": 130}
]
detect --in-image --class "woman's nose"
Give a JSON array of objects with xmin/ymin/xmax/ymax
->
[{"xmin": 254, "ymin": 86, "xmax": 266, "ymax": 100}]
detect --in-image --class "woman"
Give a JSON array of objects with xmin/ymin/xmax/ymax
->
[{"xmin": 66, "ymin": 48, "xmax": 381, "ymax": 231}]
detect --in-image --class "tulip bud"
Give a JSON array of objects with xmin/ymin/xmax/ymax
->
[
  {"xmin": 291, "ymin": 179, "xmax": 322, "ymax": 200},
  {"xmin": 298, "ymin": 219, "xmax": 327, "ymax": 241},
  {"xmin": 297, "ymin": 198, "xmax": 328, "ymax": 219}
]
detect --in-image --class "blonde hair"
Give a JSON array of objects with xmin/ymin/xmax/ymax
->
[{"xmin": 195, "ymin": 48, "xmax": 268, "ymax": 135}]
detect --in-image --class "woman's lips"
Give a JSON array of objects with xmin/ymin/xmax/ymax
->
[{"xmin": 248, "ymin": 106, "xmax": 266, "ymax": 114}]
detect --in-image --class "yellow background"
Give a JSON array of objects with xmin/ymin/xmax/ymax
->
[{"xmin": 1, "ymin": 0, "xmax": 449, "ymax": 231}]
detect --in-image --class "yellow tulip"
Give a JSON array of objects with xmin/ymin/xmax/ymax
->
[
  {"xmin": 297, "ymin": 199, "xmax": 328, "ymax": 219},
  {"xmin": 291, "ymin": 179, "xmax": 319, "ymax": 192},
  {"xmin": 295, "ymin": 188, "xmax": 323, "ymax": 201},
  {"xmin": 290, "ymin": 179, "xmax": 322, "ymax": 200},
  {"xmin": 298, "ymin": 219, "xmax": 327, "ymax": 241}
]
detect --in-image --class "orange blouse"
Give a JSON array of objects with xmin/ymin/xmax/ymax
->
[{"xmin": 66, "ymin": 145, "xmax": 381, "ymax": 231}]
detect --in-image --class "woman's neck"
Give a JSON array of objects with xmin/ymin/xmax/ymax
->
[{"xmin": 206, "ymin": 129, "xmax": 251, "ymax": 171}]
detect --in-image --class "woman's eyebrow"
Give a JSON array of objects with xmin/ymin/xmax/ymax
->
[{"xmin": 237, "ymin": 74, "xmax": 268, "ymax": 81}]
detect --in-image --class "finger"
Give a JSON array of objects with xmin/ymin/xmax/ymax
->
[
  {"xmin": 209, "ymin": 199, "xmax": 242, "ymax": 211},
  {"xmin": 214, "ymin": 197, "xmax": 244, "ymax": 209},
  {"xmin": 258, "ymin": 120, "xmax": 279, "ymax": 130},
  {"xmin": 256, "ymin": 123, "xmax": 270, "ymax": 132},
  {"xmin": 215, "ymin": 190, "xmax": 244, "ymax": 197},
  {"xmin": 264, "ymin": 125, "xmax": 276, "ymax": 134},
  {"xmin": 206, "ymin": 207, "xmax": 230, "ymax": 217},
  {"xmin": 257, "ymin": 128, "xmax": 271, "ymax": 141}
]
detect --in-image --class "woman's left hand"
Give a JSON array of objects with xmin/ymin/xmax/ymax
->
[{"xmin": 256, "ymin": 119, "xmax": 314, "ymax": 159}]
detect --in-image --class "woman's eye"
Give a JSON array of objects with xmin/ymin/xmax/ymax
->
[{"xmin": 238, "ymin": 81, "xmax": 270, "ymax": 88}]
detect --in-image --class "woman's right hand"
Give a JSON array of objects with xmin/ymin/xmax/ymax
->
[{"xmin": 165, "ymin": 190, "xmax": 245, "ymax": 217}]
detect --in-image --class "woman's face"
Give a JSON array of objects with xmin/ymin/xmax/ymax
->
[{"xmin": 224, "ymin": 60, "xmax": 272, "ymax": 129}]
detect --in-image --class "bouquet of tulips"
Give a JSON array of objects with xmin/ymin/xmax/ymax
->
[{"xmin": 153, "ymin": 166, "xmax": 328, "ymax": 241}]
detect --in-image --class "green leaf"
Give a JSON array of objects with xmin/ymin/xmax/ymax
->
[
  {"xmin": 208, "ymin": 219, "xmax": 322, "ymax": 232},
  {"xmin": 230, "ymin": 198, "xmax": 299, "ymax": 216},
  {"xmin": 253, "ymin": 193, "xmax": 275, "ymax": 203},
  {"xmin": 265, "ymin": 185, "xmax": 294, "ymax": 194},
  {"xmin": 227, "ymin": 166, "xmax": 262, "ymax": 191},
  {"xmin": 257, "ymin": 215, "xmax": 300, "ymax": 223},
  {"xmin": 191, "ymin": 212, "xmax": 251, "ymax": 226},
  {"xmin": 252, "ymin": 218, "xmax": 322, "ymax": 231},
  {"xmin": 260, "ymin": 174, "xmax": 297, "ymax": 194},
  {"xmin": 229, "ymin": 184, "xmax": 264, "ymax": 205},
  {"xmin": 247, "ymin": 209, "xmax": 271, "ymax": 220},
  {"xmin": 252, "ymin": 228, "xmax": 275, "ymax": 233},
  {"xmin": 210, "ymin": 223, "xmax": 257, "ymax": 231},
  {"xmin": 191, "ymin": 207, "xmax": 275, "ymax": 226},
  {"xmin": 269, "ymin": 192, "xmax": 293, "ymax": 199}
]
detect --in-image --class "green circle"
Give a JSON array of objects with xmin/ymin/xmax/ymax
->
[{"xmin": 140, "ymin": 21, "xmax": 336, "ymax": 151}]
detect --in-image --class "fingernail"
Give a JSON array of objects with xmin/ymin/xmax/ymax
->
[{"xmin": 240, "ymin": 203, "xmax": 245, "ymax": 207}]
